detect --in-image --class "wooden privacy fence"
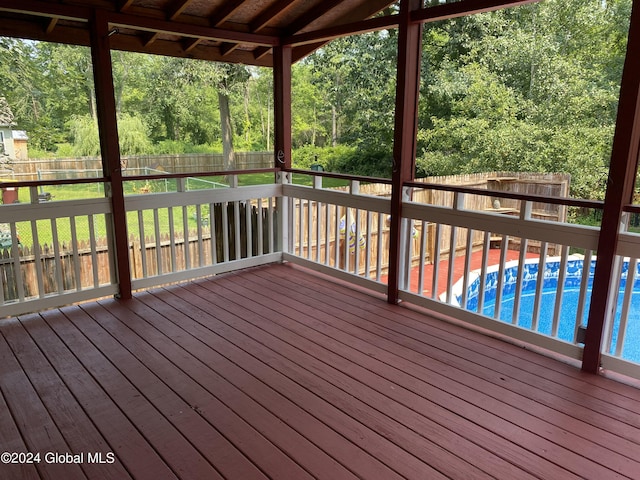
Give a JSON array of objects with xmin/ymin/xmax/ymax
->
[
  {"xmin": 0, "ymin": 240, "xmax": 112, "ymax": 302},
  {"xmin": 9, "ymin": 152, "xmax": 274, "ymax": 179},
  {"xmin": 1, "ymin": 203, "xmax": 274, "ymax": 301}
]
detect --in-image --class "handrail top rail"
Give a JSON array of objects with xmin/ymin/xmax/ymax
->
[
  {"xmin": 0, "ymin": 177, "xmax": 108, "ymax": 189},
  {"xmin": 405, "ymin": 180, "xmax": 603, "ymax": 210},
  {"xmin": 624, "ymin": 204, "xmax": 640, "ymax": 214},
  {"xmin": 285, "ymin": 168, "xmax": 393, "ymax": 185},
  {"xmin": 123, "ymin": 168, "xmax": 277, "ymax": 182},
  {"xmin": 0, "ymin": 168, "xmax": 278, "ymax": 190}
]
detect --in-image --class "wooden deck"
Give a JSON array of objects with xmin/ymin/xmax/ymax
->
[{"xmin": 1, "ymin": 263, "xmax": 640, "ymax": 480}]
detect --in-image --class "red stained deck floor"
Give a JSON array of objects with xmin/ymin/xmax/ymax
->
[{"xmin": 1, "ymin": 263, "xmax": 640, "ymax": 479}]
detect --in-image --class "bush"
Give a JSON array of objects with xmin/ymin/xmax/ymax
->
[{"xmin": 292, "ymin": 145, "xmax": 392, "ymax": 178}]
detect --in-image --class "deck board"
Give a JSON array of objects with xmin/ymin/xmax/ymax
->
[{"xmin": 2, "ymin": 263, "xmax": 640, "ymax": 480}]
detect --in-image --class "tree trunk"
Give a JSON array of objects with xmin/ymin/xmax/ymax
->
[
  {"xmin": 218, "ymin": 90, "xmax": 235, "ymax": 171},
  {"xmin": 332, "ymin": 104, "xmax": 337, "ymax": 147}
]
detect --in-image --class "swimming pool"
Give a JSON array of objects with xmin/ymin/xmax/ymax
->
[{"xmin": 451, "ymin": 256, "xmax": 640, "ymax": 363}]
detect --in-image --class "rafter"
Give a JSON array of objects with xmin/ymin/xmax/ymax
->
[
  {"xmin": 209, "ymin": 0, "xmax": 247, "ymax": 28},
  {"xmin": 167, "ymin": 0, "xmax": 192, "ymax": 21},
  {"xmin": 182, "ymin": 37, "xmax": 201, "ymax": 53},
  {"xmin": 250, "ymin": 0, "xmax": 297, "ymax": 33},
  {"xmin": 118, "ymin": 0, "xmax": 135, "ymax": 13},
  {"xmin": 143, "ymin": 31, "xmax": 160, "ymax": 47},
  {"xmin": 45, "ymin": 16, "xmax": 58, "ymax": 34}
]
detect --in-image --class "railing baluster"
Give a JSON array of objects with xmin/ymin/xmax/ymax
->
[
  {"xmin": 196, "ymin": 204, "xmax": 204, "ymax": 267},
  {"xmin": 376, "ymin": 212, "xmax": 383, "ymax": 282},
  {"xmin": 222, "ymin": 201, "xmax": 230, "ymax": 263},
  {"xmin": 354, "ymin": 208, "xmax": 362, "ymax": 275},
  {"xmin": 416, "ymin": 221, "xmax": 427, "ymax": 295},
  {"xmin": 182, "ymin": 204, "xmax": 191, "ymax": 270},
  {"xmin": 365, "ymin": 211, "xmax": 373, "ymax": 280},
  {"xmin": 461, "ymin": 228, "xmax": 474, "ymax": 309},
  {"xmin": 268, "ymin": 197, "xmax": 274, "ymax": 254},
  {"xmin": 50, "ymin": 218, "xmax": 64, "ymax": 295},
  {"xmin": 245, "ymin": 200, "xmax": 253, "ymax": 259},
  {"xmin": 153, "ymin": 209, "xmax": 162, "ymax": 275},
  {"xmin": 8, "ymin": 222, "xmax": 25, "ymax": 301},
  {"xmin": 30, "ymin": 219, "xmax": 44, "ymax": 297},
  {"xmin": 334, "ymin": 205, "xmax": 340, "ymax": 269},
  {"xmin": 431, "ymin": 223, "xmax": 442, "ymax": 300},
  {"xmin": 307, "ymin": 199, "xmax": 313, "ymax": 260},
  {"xmin": 615, "ymin": 257, "xmax": 637, "ymax": 357},
  {"xmin": 477, "ymin": 231, "xmax": 491, "ymax": 314},
  {"xmin": 446, "ymin": 225, "xmax": 458, "ymax": 304},
  {"xmin": 234, "ymin": 201, "xmax": 241, "ymax": 261},
  {"xmin": 552, "ymin": 245, "xmax": 570, "ymax": 338},
  {"xmin": 168, "ymin": 207, "xmax": 177, "ymax": 272},
  {"xmin": 257, "ymin": 198, "xmax": 264, "ymax": 257},
  {"xmin": 88, "ymin": 214, "xmax": 100, "ymax": 288},
  {"xmin": 324, "ymin": 202, "xmax": 331, "ymax": 266},
  {"xmin": 70, "ymin": 217, "xmax": 82, "ymax": 291},
  {"xmin": 210, "ymin": 203, "xmax": 218, "ymax": 263},
  {"xmin": 297, "ymin": 198, "xmax": 303, "ymax": 257},
  {"xmin": 512, "ymin": 238, "xmax": 529, "ymax": 325},
  {"xmin": 494, "ymin": 235, "xmax": 510, "ymax": 320},
  {"xmin": 531, "ymin": 242, "xmax": 548, "ymax": 331},
  {"xmin": 574, "ymin": 249, "xmax": 593, "ymax": 342},
  {"xmin": 137, "ymin": 210, "xmax": 148, "ymax": 278},
  {"xmin": 315, "ymin": 201, "xmax": 322, "ymax": 263}
]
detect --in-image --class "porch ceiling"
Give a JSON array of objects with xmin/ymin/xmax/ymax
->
[{"xmin": 0, "ymin": 0, "xmax": 397, "ymax": 66}]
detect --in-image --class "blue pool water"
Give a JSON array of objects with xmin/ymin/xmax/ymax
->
[{"xmin": 455, "ymin": 257, "xmax": 640, "ymax": 363}]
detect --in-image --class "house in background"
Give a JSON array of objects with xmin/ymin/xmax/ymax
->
[{"xmin": 0, "ymin": 96, "xmax": 27, "ymax": 161}]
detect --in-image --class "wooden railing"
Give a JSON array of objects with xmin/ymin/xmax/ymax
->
[
  {"xmin": 124, "ymin": 173, "xmax": 281, "ymax": 290},
  {"xmin": 2, "ymin": 169, "xmax": 639, "ymax": 380},
  {"xmin": 600, "ymin": 218, "xmax": 640, "ymax": 377},
  {"xmin": 0, "ymin": 180, "xmax": 118, "ymax": 317},
  {"xmin": 281, "ymin": 173, "xmax": 392, "ymax": 294}
]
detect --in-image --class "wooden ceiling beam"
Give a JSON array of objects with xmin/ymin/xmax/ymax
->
[
  {"xmin": 285, "ymin": 15, "xmax": 399, "ymax": 47},
  {"xmin": 108, "ymin": 10, "xmax": 278, "ymax": 46},
  {"xmin": 411, "ymin": 0, "xmax": 541, "ymax": 23},
  {"xmin": 0, "ymin": 0, "xmax": 90, "ymax": 22}
]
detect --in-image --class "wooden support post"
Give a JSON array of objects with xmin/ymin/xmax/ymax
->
[
  {"xmin": 388, "ymin": 0, "xmax": 422, "ymax": 304},
  {"xmin": 582, "ymin": 1, "xmax": 640, "ymax": 373},
  {"xmin": 89, "ymin": 10, "xmax": 132, "ymax": 299},
  {"xmin": 273, "ymin": 45, "xmax": 292, "ymax": 170},
  {"xmin": 273, "ymin": 45, "xmax": 292, "ymax": 256}
]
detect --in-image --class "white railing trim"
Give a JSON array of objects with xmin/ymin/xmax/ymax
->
[
  {"xmin": 402, "ymin": 202, "xmax": 600, "ymax": 250},
  {"xmin": 125, "ymin": 184, "xmax": 281, "ymax": 210},
  {"xmin": 1, "ymin": 285, "xmax": 119, "ymax": 319},
  {"xmin": 283, "ymin": 184, "xmax": 391, "ymax": 214},
  {"xmin": 617, "ymin": 232, "xmax": 640, "ymax": 258},
  {"xmin": 1, "ymin": 198, "xmax": 112, "ymax": 222},
  {"xmin": 283, "ymin": 253, "xmax": 388, "ymax": 295},
  {"xmin": 130, "ymin": 253, "xmax": 282, "ymax": 291}
]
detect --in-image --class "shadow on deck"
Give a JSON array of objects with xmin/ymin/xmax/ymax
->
[{"xmin": 1, "ymin": 263, "xmax": 639, "ymax": 480}]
